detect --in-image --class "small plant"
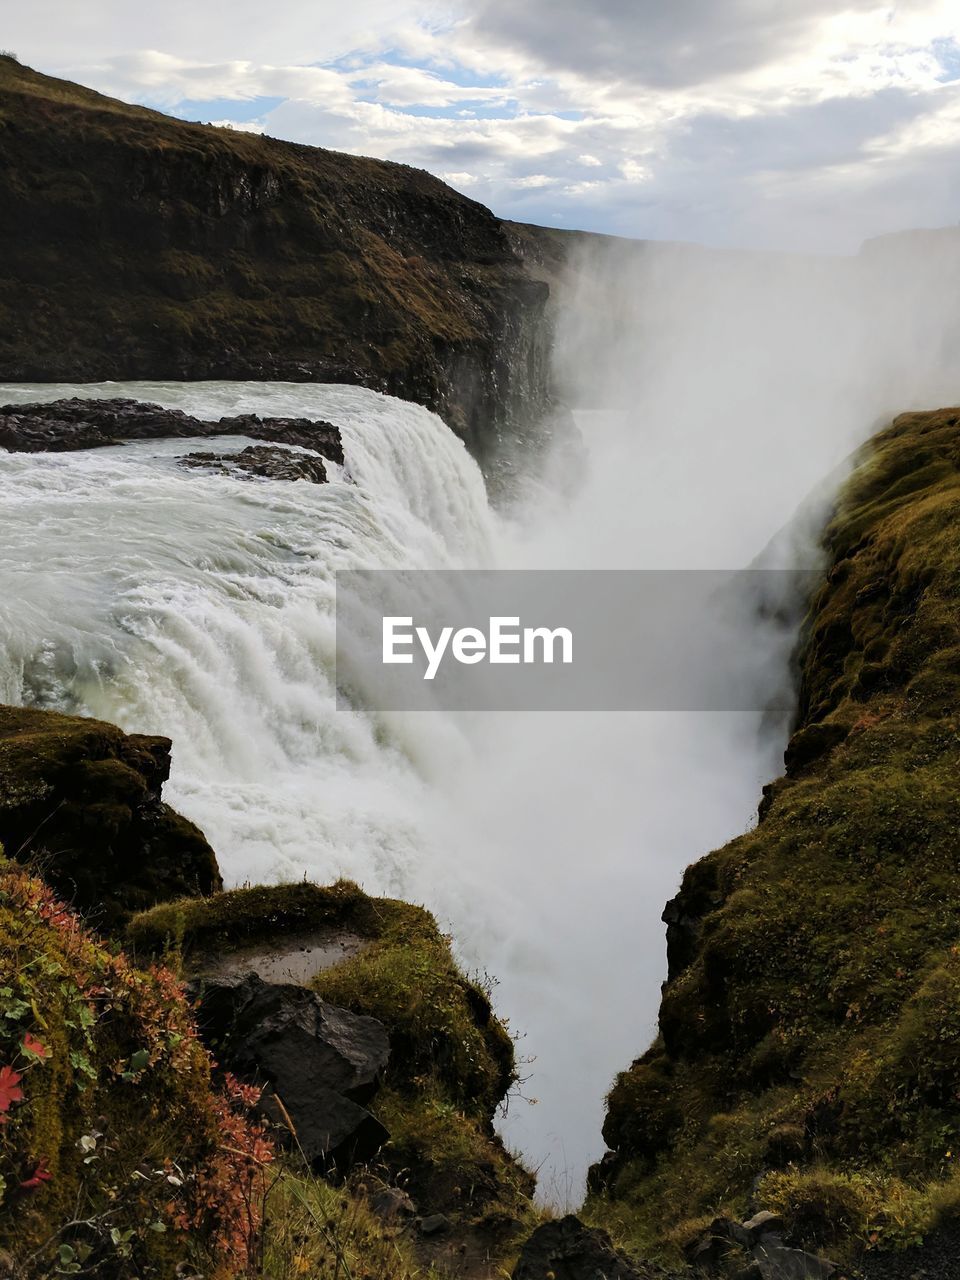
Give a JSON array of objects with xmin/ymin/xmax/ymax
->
[{"xmin": 0, "ymin": 859, "xmax": 274, "ymax": 1276}]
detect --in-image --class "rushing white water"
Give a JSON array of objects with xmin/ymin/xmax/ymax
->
[
  {"xmin": 0, "ymin": 383, "xmax": 500, "ymax": 895},
  {"xmin": 0, "ymin": 378, "xmax": 768, "ymax": 1205}
]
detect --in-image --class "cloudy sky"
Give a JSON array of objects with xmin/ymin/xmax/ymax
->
[{"xmin": 6, "ymin": 1, "xmax": 960, "ymax": 250}]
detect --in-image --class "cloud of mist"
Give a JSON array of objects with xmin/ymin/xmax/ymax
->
[{"xmin": 432, "ymin": 226, "xmax": 960, "ymax": 1201}]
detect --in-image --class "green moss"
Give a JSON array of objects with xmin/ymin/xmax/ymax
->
[
  {"xmin": 126, "ymin": 879, "xmax": 377, "ymax": 960},
  {"xmin": 587, "ymin": 405, "xmax": 960, "ymax": 1264},
  {"xmin": 373, "ymin": 1083, "xmax": 536, "ymax": 1224},
  {"xmin": 310, "ymin": 897, "xmax": 514, "ymax": 1115},
  {"xmin": 259, "ymin": 1156, "xmax": 424, "ymax": 1280}
]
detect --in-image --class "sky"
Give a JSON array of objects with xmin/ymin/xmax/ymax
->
[{"xmin": 5, "ymin": 1, "xmax": 960, "ymax": 251}]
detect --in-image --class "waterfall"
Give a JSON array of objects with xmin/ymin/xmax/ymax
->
[{"xmin": 5, "ymin": 222, "xmax": 960, "ymax": 1206}]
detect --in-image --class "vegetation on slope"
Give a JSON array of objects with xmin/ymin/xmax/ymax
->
[
  {"xmin": 130, "ymin": 882, "xmax": 537, "ymax": 1236},
  {"xmin": 0, "ymin": 855, "xmax": 271, "ymax": 1278},
  {"xmin": 0, "ymin": 55, "xmax": 555, "ymax": 461},
  {"xmin": 587, "ymin": 406, "xmax": 960, "ymax": 1265},
  {"xmin": 0, "ymin": 859, "xmax": 537, "ymax": 1276}
]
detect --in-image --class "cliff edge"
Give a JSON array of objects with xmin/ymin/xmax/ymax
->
[
  {"xmin": 588, "ymin": 406, "xmax": 960, "ymax": 1267},
  {"xmin": 0, "ymin": 56, "xmax": 561, "ymax": 464}
]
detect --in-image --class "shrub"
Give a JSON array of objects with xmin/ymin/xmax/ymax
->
[{"xmin": 0, "ymin": 856, "xmax": 272, "ymax": 1277}]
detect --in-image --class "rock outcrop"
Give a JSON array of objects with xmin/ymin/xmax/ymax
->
[
  {"xmin": 685, "ymin": 1214, "xmax": 836, "ymax": 1280},
  {"xmin": 0, "ymin": 397, "xmax": 344, "ymax": 463},
  {"xmin": 587, "ymin": 406, "xmax": 960, "ymax": 1265},
  {"xmin": 0, "ymin": 55, "xmax": 561, "ymax": 465},
  {"xmin": 0, "ymin": 704, "xmax": 220, "ymax": 927},
  {"xmin": 179, "ymin": 444, "xmax": 330, "ymax": 483}
]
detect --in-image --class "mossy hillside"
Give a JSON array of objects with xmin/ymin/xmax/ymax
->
[
  {"xmin": 0, "ymin": 856, "xmax": 271, "ymax": 1278},
  {"xmin": 129, "ymin": 882, "xmax": 536, "ymax": 1226},
  {"xmin": 0, "ymin": 705, "xmax": 221, "ymax": 929},
  {"xmin": 0, "ymin": 55, "xmax": 553, "ymax": 460},
  {"xmin": 587, "ymin": 406, "xmax": 960, "ymax": 1263}
]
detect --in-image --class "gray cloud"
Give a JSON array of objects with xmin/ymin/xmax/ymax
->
[
  {"xmin": 668, "ymin": 86, "xmax": 940, "ymax": 173},
  {"xmin": 470, "ymin": 0, "xmax": 888, "ymax": 88}
]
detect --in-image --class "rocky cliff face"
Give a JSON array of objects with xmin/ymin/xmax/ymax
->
[
  {"xmin": 0, "ymin": 56, "xmax": 559, "ymax": 465},
  {"xmin": 587, "ymin": 406, "xmax": 960, "ymax": 1266}
]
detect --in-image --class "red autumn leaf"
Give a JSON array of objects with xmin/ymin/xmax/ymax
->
[
  {"xmin": 0, "ymin": 1065, "xmax": 24, "ymax": 1113},
  {"xmin": 21, "ymin": 1033, "xmax": 51, "ymax": 1061},
  {"xmin": 20, "ymin": 1158, "xmax": 52, "ymax": 1191}
]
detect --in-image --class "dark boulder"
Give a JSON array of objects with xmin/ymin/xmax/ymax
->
[
  {"xmin": 513, "ymin": 1216, "xmax": 658, "ymax": 1280},
  {"xmin": 259, "ymin": 1082, "xmax": 388, "ymax": 1171},
  {"xmin": 179, "ymin": 444, "xmax": 328, "ymax": 483},
  {"xmin": 0, "ymin": 398, "xmax": 203, "ymax": 450},
  {"xmin": 191, "ymin": 973, "xmax": 390, "ymax": 1171}
]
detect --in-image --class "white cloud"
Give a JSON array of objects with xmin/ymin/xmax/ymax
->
[{"xmin": 7, "ymin": 1, "xmax": 960, "ymax": 250}]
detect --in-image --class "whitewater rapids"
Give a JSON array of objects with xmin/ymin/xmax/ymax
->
[{"xmin": 0, "ymin": 379, "xmax": 778, "ymax": 1204}]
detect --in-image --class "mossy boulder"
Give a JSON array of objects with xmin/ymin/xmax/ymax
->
[
  {"xmin": 0, "ymin": 705, "xmax": 221, "ymax": 929},
  {"xmin": 129, "ymin": 882, "xmax": 536, "ymax": 1225},
  {"xmin": 587, "ymin": 406, "xmax": 960, "ymax": 1264}
]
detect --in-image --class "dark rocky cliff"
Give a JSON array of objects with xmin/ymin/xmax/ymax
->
[{"xmin": 0, "ymin": 56, "xmax": 561, "ymax": 464}]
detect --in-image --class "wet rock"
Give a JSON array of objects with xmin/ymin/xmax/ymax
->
[
  {"xmin": 191, "ymin": 973, "xmax": 390, "ymax": 1172},
  {"xmin": 179, "ymin": 444, "xmax": 328, "ymax": 483},
  {"xmin": 0, "ymin": 398, "xmax": 344, "ymax": 467},
  {"xmin": 0, "ymin": 398, "xmax": 202, "ymax": 450},
  {"xmin": 218, "ymin": 414, "xmax": 344, "ymax": 465},
  {"xmin": 513, "ymin": 1215, "xmax": 656, "ymax": 1280}
]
